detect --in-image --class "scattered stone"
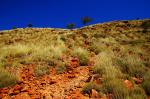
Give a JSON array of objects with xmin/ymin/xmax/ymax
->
[
  {"xmin": 21, "ymin": 85, "xmax": 29, "ymax": 92},
  {"xmin": 91, "ymin": 89, "xmax": 100, "ymax": 98},
  {"xmin": 68, "ymin": 74, "xmax": 76, "ymax": 78},
  {"xmin": 12, "ymin": 90, "xmax": 20, "ymax": 95},
  {"xmin": 132, "ymin": 77, "xmax": 143, "ymax": 84},
  {"xmin": 13, "ymin": 93, "xmax": 31, "ymax": 99},
  {"xmin": 124, "ymin": 80, "xmax": 132, "ymax": 89},
  {"xmin": 2, "ymin": 95, "xmax": 11, "ymax": 99},
  {"xmin": 107, "ymin": 93, "xmax": 113, "ymax": 99},
  {"xmin": 27, "ymin": 89, "xmax": 34, "ymax": 95},
  {"xmin": 14, "ymin": 85, "xmax": 22, "ymax": 91},
  {"xmin": 66, "ymin": 58, "xmax": 79, "ymax": 71},
  {"xmin": 50, "ymin": 80, "xmax": 57, "ymax": 85},
  {"xmin": 0, "ymin": 88, "xmax": 9, "ymax": 93},
  {"xmin": 53, "ymin": 96, "xmax": 62, "ymax": 99}
]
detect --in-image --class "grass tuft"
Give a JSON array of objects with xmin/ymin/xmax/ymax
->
[
  {"xmin": 0, "ymin": 68, "xmax": 19, "ymax": 88},
  {"xmin": 34, "ymin": 64, "xmax": 49, "ymax": 77},
  {"xmin": 72, "ymin": 47, "xmax": 89, "ymax": 66}
]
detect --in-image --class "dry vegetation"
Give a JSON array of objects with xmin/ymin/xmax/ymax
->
[{"xmin": 0, "ymin": 19, "xmax": 150, "ymax": 98}]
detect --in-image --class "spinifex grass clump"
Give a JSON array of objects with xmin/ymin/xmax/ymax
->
[
  {"xmin": 0, "ymin": 44, "xmax": 32, "ymax": 68},
  {"xmin": 2, "ymin": 44, "xmax": 32, "ymax": 58},
  {"xmin": 129, "ymin": 86, "xmax": 147, "ymax": 99},
  {"xmin": 34, "ymin": 64, "xmax": 49, "ymax": 77},
  {"xmin": 29, "ymin": 38, "xmax": 67, "ymax": 63},
  {"xmin": 56, "ymin": 62, "xmax": 67, "ymax": 74},
  {"xmin": 0, "ymin": 68, "xmax": 19, "ymax": 88},
  {"xmin": 115, "ymin": 54, "xmax": 146, "ymax": 78},
  {"xmin": 92, "ymin": 52, "xmax": 123, "ymax": 78},
  {"xmin": 72, "ymin": 47, "xmax": 89, "ymax": 66},
  {"xmin": 102, "ymin": 78, "xmax": 129, "ymax": 99},
  {"xmin": 88, "ymin": 43, "xmax": 102, "ymax": 55}
]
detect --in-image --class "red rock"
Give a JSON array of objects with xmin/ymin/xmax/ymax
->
[
  {"xmin": 66, "ymin": 90, "xmax": 89, "ymax": 99},
  {"xmin": 30, "ymin": 94, "xmax": 40, "ymax": 99},
  {"xmin": 0, "ymin": 94, "xmax": 8, "ymax": 99},
  {"xmin": 68, "ymin": 74, "xmax": 76, "ymax": 78},
  {"xmin": 94, "ymin": 78, "xmax": 102, "ymax": 85},
  {"xmin": 128, "ymin": 51, "xmax": 134, "ymax": 55},
  {"xmin": 68, "ymin": 58, "xmax": 79, "ymax": 69},
  {"xmin": 13, "ymin": 93, "xmax": 31, "ymax": 99},
  {"xmin": 49, "ymin": 80, "xmax": 57, "ymax": 85},
  {"xmin": 132, "ymin": 77, "xmax": 143, "ymax": 84},
  {"xmin": 2, "ymin": 95, "xmax": 11, "ymax": 99},
  {"xmin": 21, "ymin": 85, "xmax": 29, "ymax": 92},
  {"xmin": 0, "ymin": 88, "xmax": 9, "ymax": 93},
  {"xmin": 53, "ymin": 96, "xmax": 62, "ymax": 99},
  {"xmin": 124, "ymin": 80, "xmax": 132, "ymax": 89},
  {"xmin": 71, "ymin": 58, "xmax": 78, "ymax": 62},
  {"xmin": 12, "ymin": 90, "xmax": 20, "ymax": 95},
  {"xmin": 14, "ymin": 85, "xmax": 22, "ymax": 91},
  {"xmin": 27, "ymin": 90, "xmax": 34, "ymax": 95},
  {"xmin": 107, "ymin": 93, "xmax": 113, "ymax": 99},
  {"xmin": 101, "ymin": 95, "xmax": 107, "ymax": 99},
  {"xmin": 91, "ymin": 89, "xmax": 100, "ymax": 98}
]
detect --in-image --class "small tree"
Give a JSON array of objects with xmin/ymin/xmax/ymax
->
[
  {"xmin": 82, "ymin": 16, "xmax": 92, "ymax": 25},
  {"xmin": 28, "ymin": 23, "xmax": 33, "ymax": 28},
  {"xmin": 66, "ymin": 23, "xmax": 75, "ymax": 29},
  {"xmin": 12, "ymin": 26, "xmax": 17, "ymax": 29}
]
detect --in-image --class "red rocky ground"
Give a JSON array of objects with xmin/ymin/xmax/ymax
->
[{"xmin": 0, "ymin": 62, "xmax": 96, "ymax": 99}]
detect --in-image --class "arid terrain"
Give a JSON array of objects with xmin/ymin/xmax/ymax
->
[{"xmin": 0, "ymin": 19, "xmax": 150, "ymax": 99}]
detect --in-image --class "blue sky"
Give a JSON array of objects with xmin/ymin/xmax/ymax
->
[{"xmin": 0, "ymin": 0, "xmax": 150, "ymax": 30}]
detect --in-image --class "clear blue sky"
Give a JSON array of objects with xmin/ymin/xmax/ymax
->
[{"xmin": 0, "ymin": 0, "xmax": 150, "ymax": 30}]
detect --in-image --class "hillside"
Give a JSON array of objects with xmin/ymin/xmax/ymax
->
[{"xmin": 0, "ymin": 19, "xmax": 150, "ymax": 99}]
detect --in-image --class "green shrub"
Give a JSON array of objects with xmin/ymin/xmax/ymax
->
[
  {"xmin": 72, "ymin": 47, "xmax": 89, "ymax": 66},
  {"xmin": 27, "ymin": 23, "xmax": 33, "ymax": 27},
  {"xmin": 12, "ymin": 26, "xmax": 17, "ymax": 29},
  {"xmin": 81, "ymin": 16, "xmax": 92, "ymax": 25},
  {"xmin": 34, "ymin": 65, "xmax": 49, "ymax": 77},
  {"xmin": 66, "ymin": 23, "xmax": 75, "ymax": 29},
  {"xmin": 0, "ymin": 68, "xmax": 19, "ymax": 88},
  {"xmin": 141, "ymin": 21, "xmax": 150, "ymax": 28}
]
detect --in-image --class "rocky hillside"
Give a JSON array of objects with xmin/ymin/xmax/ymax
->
[{"xmin": 0, "ymin": 19, "xmax": 150, "ymax": 99}]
